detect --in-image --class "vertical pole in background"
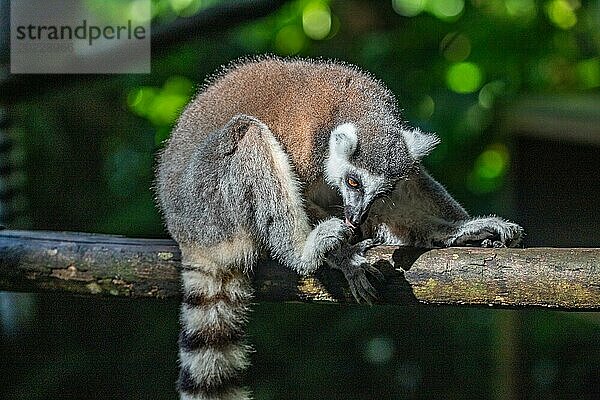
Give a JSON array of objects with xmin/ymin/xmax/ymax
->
[
  {"xmin": 494, "ymin": 311, "xmax": 525, "ymax": 400},
  {"xmin": 0, "ymin": 106, "xmax": 11, "ymax": 227},
  {"xmin": 0, "ymin": 105, "xmax": 37, "ymax": 337},
  {"xmin": 0, "ymin": 0, "xmax": 37, "ymax": 334},
  {"xmin": 1, "ymin": 0, "xmax": 10, "ymax": 227},
  {"xmin": 0, "ymin": 109, "xmax": 28, "ymax": 229}
]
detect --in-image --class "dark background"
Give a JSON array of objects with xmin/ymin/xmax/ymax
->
[{"xmin": 1, "ymin": 0, "xmax": 599, "ymax": 399}]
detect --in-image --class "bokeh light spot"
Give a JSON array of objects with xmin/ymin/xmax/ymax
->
[
  {"xmin": 302, "ymin": 1, "xmax": 332, "ymax": 40},
  {"xmin": 446, "ymin": 62, "xmax": 483, "ymax": 94},
  {"xmin": 168, "ymin": 0, "xmax": 203, "ymax": 16},
  {"xmin": 478, "ymin": 81, "xmax": 506, "ymax": 108},
  {"xmin": 467, "ymin": 144, "xmax": 510, "ymax": 194},
  {"xmin": 275, "ymin": 25, "xmax": 305, "ymax": 55},
  {"xmin": 465, "ymin": 103, "xmax": 491, "ymax": 131},
  {"xmin": 576, "ymin": 58, "xmax": 600, "ymax": 88},
  {"xmin": 475, "ymin": 145, "xmax": 509, "ymax": 180},
  {"xmin": 128, "ymin": 0, "xmax": 151, "ymax": 23},
  {"xmin": 127, "ymin": 87, "xmax": 158, "ymax": 115},
  {"xmin": 417, "ymin": 95, "xmax": 435, "ymax": 119},
  {"xmin": 505, "ymin": 0, "xmax": 537, "ymax": 20},
  {"xmin": 467, "ymin": 171, "xmax": 501, "ymax": 193},
  {"xmin": 365, "ymin": 337, "xmax": 395, "ymax": 364},
  {"xmin": 428, "ymin": 0, "xmax": 464, "ymax": 19},
  {"xmin": 127, "ymin": 88, "xmax": 144, "ymax": 108},
  {"xmin": 392, "ymin": 0, "xmax": 426, "ymax": 17},
  {"xmin": 127, "ymin": 76, "xmax": 193, "ymax": 127},
  {"xmin": 546, "ymin": 0, "xmax": 578, "ymax": 30}
]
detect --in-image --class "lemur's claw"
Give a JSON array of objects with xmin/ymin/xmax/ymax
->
[
  {"xmin": 450, "ymin": 217, "xmax": 523, "ymax": 248},
  {"xmin": 327, "ymin": 238, "xmax": 383, "ymax": 304},
  {"xmin": 366, "ymin": 264, "xmax": 385, "ymax": 282},
  {"xmin": 481, "ymin": 238, "xmax": 506, "ymax": 248},
  {"xmin": 355, "ymin": 240, "xmax": 386, "ymax": 279},
  {"xmin": 347, "ymin": 268, "xmax": 378, "ymax": 305},
  {"xmin": 344, "ymin": 260, "xmax": 383, "ymax": 304}
]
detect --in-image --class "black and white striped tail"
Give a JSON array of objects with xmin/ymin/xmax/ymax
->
[{"xmin": 178, "ymin": 266, "xmax": 253, "ymax": 400}]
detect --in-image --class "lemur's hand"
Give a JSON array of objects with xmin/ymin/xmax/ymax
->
[
  {"xmin": 449, "ymin": 216, "xmax": 524, "ymax": 248},
  {"xmin": 314, "ymin": 217, "xmax": 354, "ymax": 253},
  {"xmin": 327, "ymin": 239, "xmax": 384, "ymax": 304}
]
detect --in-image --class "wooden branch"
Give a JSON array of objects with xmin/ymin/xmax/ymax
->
[{"xmin": 1, "ymin": 230, "xmax": 599, "ymax": 309}]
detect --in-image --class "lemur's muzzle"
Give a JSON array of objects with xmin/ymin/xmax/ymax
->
[{"xmin": 344, "ymin": 205, "xmax": 370, "ymax": 229}]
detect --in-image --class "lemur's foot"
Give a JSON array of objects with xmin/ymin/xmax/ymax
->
[
  {"xmin": 450, "ymin": 216, "xmax": 523, "ymax": 248},
  {"xmin": 328, "ymin": 239, "xmax": 384, "ymax": 304}
]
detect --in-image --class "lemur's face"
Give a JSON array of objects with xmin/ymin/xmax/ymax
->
[
  {"xmin": 336, "ymin": 167, "xmax": 394, "ymax": 228},
  {"xmin": 325, "ymin": 123, "xmax": 395, "ymax": 228}
]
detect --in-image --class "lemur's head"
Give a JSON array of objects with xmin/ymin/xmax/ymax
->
[{"xmin": 325, "ymin": 122, "xmax": 439, "ymax": 228}]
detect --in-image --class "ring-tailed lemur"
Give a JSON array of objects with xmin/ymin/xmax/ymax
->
[{"xmin": 156, "ymin": 56, "xmax": 523, "ymax": 400}]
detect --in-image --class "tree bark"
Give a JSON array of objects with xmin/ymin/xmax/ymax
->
[{"xmin": 1, "ymin": 230, "xmax": 599, "ymax": 309}]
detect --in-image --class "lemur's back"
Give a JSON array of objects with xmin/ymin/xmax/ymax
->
[{"xmin": 162, "ymin": 57, "xmax": 397, "ymax": 184}]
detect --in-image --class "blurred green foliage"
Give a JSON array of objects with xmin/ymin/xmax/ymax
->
[
  {"xmin": 3, "ymin": 295, "xmax": 600, "ymax": 399},
  {"xmin": 91, "ymin": 0, "xmax": 597, "ymax": 236}
]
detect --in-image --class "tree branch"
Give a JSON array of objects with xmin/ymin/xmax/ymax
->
[{"xmin": 1, "ymin": 230, "xmax": 599, "ymax": 309}]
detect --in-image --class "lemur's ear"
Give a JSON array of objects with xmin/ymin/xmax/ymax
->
[
  {"xmin": 329, "ymin": 123, "xmax": 358, "ymax": 159},
  {"xmin": 402, "ymin": 128, "xmax": 440, "ymax": 160}
]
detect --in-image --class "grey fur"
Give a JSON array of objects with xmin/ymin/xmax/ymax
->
[
  {"xmin": 157, "ymin": 114, "xmax": 352, "ymax": 400},
  {"xmin": 159, "ymin": 114, "xmax": 351, "ymax": 272},
  {"xmin": 360, "ymin": 169, "xmax": 523, "ymax": 248},
  {"xmin": 156, "ymin": 56, "xmax": 524, "ymax": 400}
]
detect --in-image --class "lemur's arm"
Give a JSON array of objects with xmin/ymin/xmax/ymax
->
[
  {"xmin": 305, "ymin": 188, "xmax": 384, "ymax": 304},
  {"xmin": 364, "ymin": 168, "xmax": 523, "ymax": 248},
  {"xmin": 221, "ymin": 115, "xmax": 354, "ymax": 277}
]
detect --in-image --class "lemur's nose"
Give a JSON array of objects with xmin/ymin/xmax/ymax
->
[
  {"xmin": 343, "ymin": 206, "xmax": 360, "ymax": 229},
  {"xmin": 344, "ymin": 209, "xmax": 363, "ymax": 229},
  {"xmin": 344, "ymin": 217, "xmax": 357, "ymax": 229}
]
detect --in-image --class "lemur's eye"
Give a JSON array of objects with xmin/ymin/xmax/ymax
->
[{"xmin": 346, "ymin": 176, "xmax": 361, "ymax": 189}]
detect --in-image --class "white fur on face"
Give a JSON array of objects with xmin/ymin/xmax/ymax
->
[
  {"xmin": 324, "ymin": 123, "xmax": 388, "ymax": 201},
  {"xmin": 325, "ymin": 123, "xmax": 358, "ymax": 186},
  {"xmin": 401, "ymin": 128, "xmax": 440, "ymax": 160}
]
